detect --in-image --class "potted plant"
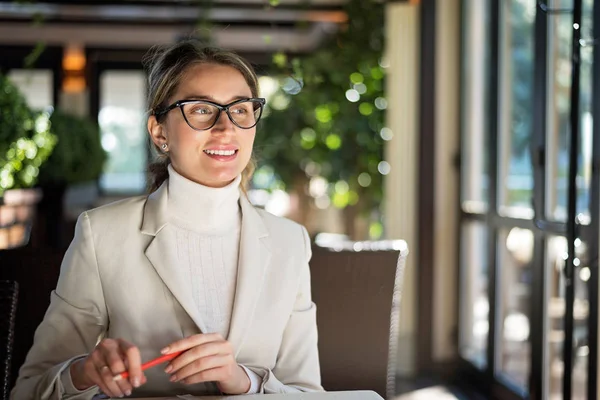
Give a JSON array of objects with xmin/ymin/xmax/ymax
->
[
  {"xmin": 255, "ymin": 0, "xmax": 385, "ymax": 240},
  {"xmin": 0, "ymin": 73, "xmax": 57, "ymax": 250},
  {"xmin": 36, "ymin": 109, "xmax": 107, "ymax": 248}
]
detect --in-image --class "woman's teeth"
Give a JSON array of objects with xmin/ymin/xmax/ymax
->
[{"xmin": 204, "ymin": 149, "xmax": 236, "ymax": 156}]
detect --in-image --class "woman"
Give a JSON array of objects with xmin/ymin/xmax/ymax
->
[{"xmin": 11, "ymin": 41, "xmax": 322, "ymax": 399}]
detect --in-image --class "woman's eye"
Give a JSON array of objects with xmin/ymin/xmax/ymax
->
[
  {"xmin": 193, "ymin": 107, "xmax": 212, "ymax": 114},
  {"xmin": 231, "ymin": 107, "xmax": 247, "ymax": 114}
]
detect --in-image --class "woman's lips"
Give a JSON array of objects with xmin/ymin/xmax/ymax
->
[{"xmin": 203, "ymin": 149, "xmax": 239, "ymax": 161}]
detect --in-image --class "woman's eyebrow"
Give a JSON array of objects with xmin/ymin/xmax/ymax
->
[{"xmin": 181, "ymin": 94, "xmax": 251, "ymax": 103}]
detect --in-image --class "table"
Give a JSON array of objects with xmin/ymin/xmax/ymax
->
[{"xmin": 117, "ymin": 391, "xmax": 383, "ymax": 400}]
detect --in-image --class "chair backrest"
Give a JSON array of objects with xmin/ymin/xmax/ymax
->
[
  {"xmin": 0, "ymin": 248, "xmax": 64, "ymax": 392},
  {"xmin": 0, "ymin": 280, "xmax": 19, "ymax": 400},
  {"xmin": 309, "ymin": 240, "xmax": 408, "ymax": 400}
]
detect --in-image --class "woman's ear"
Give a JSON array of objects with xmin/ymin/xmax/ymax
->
[{"xmin": 148, "ymin": 115, "xmax": 167, "ymax": 147}]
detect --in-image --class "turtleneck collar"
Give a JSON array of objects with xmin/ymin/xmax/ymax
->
[{"xmin": 167, "ymin": 164, "xmax": 241, "ymax": 234}]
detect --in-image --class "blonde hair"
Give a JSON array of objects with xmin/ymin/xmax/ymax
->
[{"xmin": 143, "ymin": 40, "xmax": 259, "ymax": 193}]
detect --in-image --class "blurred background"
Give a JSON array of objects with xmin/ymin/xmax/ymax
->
[{"xmin": 0, "ymin": 0, "xmax": 599, "ymax": 399}]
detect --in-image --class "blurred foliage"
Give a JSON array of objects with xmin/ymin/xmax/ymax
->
[
  {"xmin": 508, "ymin": 0, "xmax": 534, "ymax": 159},
  {"xmin": 0, "ymin": 73, "xmax": 57, "ymax": 196},
  {"xmin": 255, "ymin": 0, "xmax": 387, "ymax": 221},
  {"xmin": 38, "ymin": 110, "xmax": 107, "ymax": 185}
]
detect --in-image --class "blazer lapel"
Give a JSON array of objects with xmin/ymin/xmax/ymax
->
[
  {"xmin": 227, "ymin": 195, "xmax": 272, "ymax": 356},
  {"xmin": 141, "ymin": 183, "xmax": 208, "ymax": 333}
]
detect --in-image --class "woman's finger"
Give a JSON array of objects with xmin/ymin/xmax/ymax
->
[
  {"xmin": 81, "ymin": 360, "xmax": 111, "ymax": 396},
  {"xmin": 119, "ymin": 340, "xmax": 143, "ymax": 388},
  {"xmin": 105, "ymin": 349, "xmax": 134, "ymax": 396},
  {"xmin": 161, "ymin": 333, "xmax": 223, "ymax": 355},
  {"xmin": 93, "ymin": 364, "xmax": 122, "ymax": 398},
  {"xmin": 170, "ymin": 354, "xmax": 230, "ymax": 382},
  {"xmin": 166, "ymin": 341, "xmax": 226, "ymax": 374},
  {"xmin": 88, "ymin": 350, "xmax": 120, "ymax": 397},
  {"xmin": 98, "ymin": 362, "xmax": 127, "ymax": 398},
  {"xmin": 178, "ymin": 366, "xmax": 229, "ymax": 385}
]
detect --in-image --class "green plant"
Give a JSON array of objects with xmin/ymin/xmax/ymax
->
[
  {"xmin": 0, "ymin": 73, "xmax": 57, "ymax": 196},
  {"xmin": 38, "ymin": 110, "xmax": 107, "ymax": 185},
  {"xmin": 255, "ymin": 0, "xmax": 386, "ymax": 238}
]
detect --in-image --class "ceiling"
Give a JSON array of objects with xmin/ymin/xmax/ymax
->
[{"xmin": 0, "ymin": 0, "xmax": 349, "ymax": 56}]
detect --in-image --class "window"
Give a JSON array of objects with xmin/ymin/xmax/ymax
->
[
  {"xmin": 546, "ymin": 0, "xmax": 593, "ymax": 223},
  {"xmin": 98, "ymin": 71, "xmax": 147, "ymax": 194},
  {"xmin": 7, "ymin": 69, "xmax": 53, "ymax": 110},
  {"xmin": 497, "ymin": 0, "xmax": 535, "ymax": 218},
  {"xmin": 545, "ymin": 236, "xmax": 589, "ymax": 399},
  {"xmin": 461, "ymin": 0, "xmax": 490, "ymax": 215},
  {"xmin": 497, "ymin": 228, "xmax": 533, "ymax": 388},
  {"xmin": 459, "ymin": 0, "xmax": 492, "ymax": 370},
  {"xmin": 459, "ymin": 0, "xmax": 597, "ymax": 399},
  {"xmin": 459, "ymin": 221, "xmax": 489, "ymax": 368}
]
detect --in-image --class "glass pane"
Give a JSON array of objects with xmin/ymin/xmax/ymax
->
[
  {"xmin": 497, "ymin": 227, "xmax": 533, "ymax": 391},
  {"xmin": 577, "ymin": 0, "xmax": 594, "ymax": 226},
  {"xmin": 459, "ymin": 221, "xmax": 489, "ymax": 368},
  {"xmin": 497, "ymin": 0, "xmax": 535, "ymax": 218},
  {"xmin": 7, "ymin": 69, "xmax": 53, "ymax": 110},
  {"xmin": 461, "ymin": 0, "xmax": 490, "ymax": 214},
  {"xmin": 99, "ymin": 71, "xmax": 147, "ymax": 193},
  {"xmin": 546, "ymin": 0, "xmax": 593, "ymax": 223},
  {"xmin": 572, "ymin": 4, "xmax": 595, "ymax": 399},
  {"xmin": 545, "ymin": 236, "xmax": 589, "ymax": 400}
]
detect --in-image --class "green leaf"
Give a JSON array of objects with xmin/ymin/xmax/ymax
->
[
  {"xmin": 359, "ymin": 102, "xmax": 374, "ymax": 116},
  {"xmin": 0, "ymin": 74, "xmax": 57, "ymax": 194},
  {"xmin": 315, "ymin": 106, "xmax": 332, "ymax": 123},
  {"xmin": 272, "ymin": 52, "xmax": 287, "ymax": 68},
  {"xmin": 350, "ymin": 72, "xmax": 364, "ymax": 84},
  {"xmin": 325, "ymin": 134, "xmax": 342, "ymax": 150}
]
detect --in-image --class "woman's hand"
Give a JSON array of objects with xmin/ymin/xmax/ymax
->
[
  {"xmin": 69, "ymin": 338, "xmax": 147, "ymax": 398},
  {"xmin": 162, "ymin": 333, "xmax": 251, "ymax": 394}
]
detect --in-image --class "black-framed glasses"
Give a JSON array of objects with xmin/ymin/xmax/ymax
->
[{"xmin": 154, "ymin": 98, "xmax": 266, "ymax": 131}]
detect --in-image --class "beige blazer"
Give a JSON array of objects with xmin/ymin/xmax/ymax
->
[{"xmin": 11, "ymin": 182, "xmax": 322, "ymax": 400}]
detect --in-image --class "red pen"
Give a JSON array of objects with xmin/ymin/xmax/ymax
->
[{"xmin": 113, "ymin": 351, "xmax": 183, "ymax": 381}]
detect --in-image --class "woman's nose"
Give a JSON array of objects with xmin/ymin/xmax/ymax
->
[{"xmin": 213, "ymin": 111, "xmax": 235, "ymax": 130}]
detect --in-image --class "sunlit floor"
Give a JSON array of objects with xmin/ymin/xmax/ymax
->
[
  {"xmin": 395, "ymin": 387, "xmax": 461, "ymax": 400},
  {"xmin": 395, "ymin": 377, "xmax": 472, "ymax": 400}
]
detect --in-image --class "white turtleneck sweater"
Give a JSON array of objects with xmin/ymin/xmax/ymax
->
[
  {"xmin": 167, "ymin": 164, "xmax": 242, "ymax": 338},
  {"xmin": 166, "ymin": 165, "xmax": 261, "ymax": 393}
]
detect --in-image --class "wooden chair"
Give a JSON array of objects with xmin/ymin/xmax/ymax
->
[{"xmin": 310, "ymin": 239, "xmax": 409, "ymax": 399}]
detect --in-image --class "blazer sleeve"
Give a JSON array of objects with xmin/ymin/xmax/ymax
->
[
  {"xmin": 10, "ymin": 212, "xmax": 107, "ymax": 400},
  {"xmin": 247, "ymin": 225, "xmax": 323, "ymax": 393}
]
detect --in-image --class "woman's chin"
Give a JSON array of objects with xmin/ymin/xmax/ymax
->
[
  {"xmin": 201, "ymin": 162, "xmax": 243, "ymax": 178},
  {"xmin": 200, "ymin": 171, "xmax": 241, "ymax": 188}
]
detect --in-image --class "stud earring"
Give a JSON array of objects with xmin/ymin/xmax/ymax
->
[{"xmin": 161, "ymin": 143, "xmax": 168, "ymax": 151}]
